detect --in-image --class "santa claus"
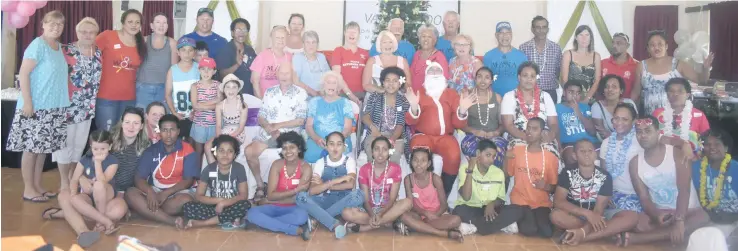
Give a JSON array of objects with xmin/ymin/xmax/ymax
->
[{"xmin": 406, "ymin": 61, "xmax": 476, "ymax": 194}]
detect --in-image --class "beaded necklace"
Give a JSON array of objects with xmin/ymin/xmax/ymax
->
[
  {"xmin": 475, "ymin": 88, "xmax": 490, "ymax": 126},
  {"xmin": 382, "ymin": 94, "xmax": 397, "ymax": 130},
  {"xmin": 605, "ymin": 128, "xmax": 635, "ymax": 178},
  {"xmin": 369, "ymin": 160, "xmax": 390, "ymax": 207},
  {"xmin": 524, "ymin": 143, "xmax": 545, "ymax": 185}
]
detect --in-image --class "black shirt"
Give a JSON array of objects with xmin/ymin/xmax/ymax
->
[{"xmin": 215, "ymin": 39, "xmax": 257, "ymax": 95}]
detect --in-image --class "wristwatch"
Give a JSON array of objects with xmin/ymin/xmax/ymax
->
[{"xmin": 465, "ymin": 168, "xmax": 473, "ymax": 174}]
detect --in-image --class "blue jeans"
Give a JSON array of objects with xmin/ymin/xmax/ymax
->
[
  {"xmin": 135, "ymin": 83, "xmax": 167, "ymax": 111},
  {"xmin": 247, "ymin": 204, "xmax": 308, "ymax": 235},
  {"xmin": 296, "ymin": 190, "xmax": 364, "ymax": 230},
  {"xmin": 95, "ymin": 98, "xmax": 136, "ymax": 131}
]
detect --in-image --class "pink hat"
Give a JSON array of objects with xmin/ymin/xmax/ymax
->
[{"xmin": 198, "ymin": 57, "xmax": 217, "ymax": 69}]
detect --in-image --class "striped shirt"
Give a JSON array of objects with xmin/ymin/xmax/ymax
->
[
  {"xmin": 112, "ymin": 144, "xmax": 140, "ymax": 192},
  {"xmin": 192, "ymin": 80, "xmax": 220, "ymax": 126},
  {"xmin": 362, "ymin": 93, "xmax": 410, "ymax": 158},
  {"xmin": 519, "ymin": 39, "xmax": 562, "ymax": 90}
]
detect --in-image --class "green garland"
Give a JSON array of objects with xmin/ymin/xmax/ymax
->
[{"xmin": 558, "ymin": 0, "xmax": 613, "ymax": 53}]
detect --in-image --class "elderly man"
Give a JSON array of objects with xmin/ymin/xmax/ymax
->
[
  {"xmin": 410, "ymin": 23, "xmax": 450, "ymax": 90},
  {"xmin": 244, "ymin": 61, "xmax": 308, "ymax": 200},
  {"xmin": 405, "ymin": 62, "xmax": 475, "ymax": 195},
  {"xmin": 602, "ymin": 33, "xmax": 638, "ymax": 99},
  {"xmin": 483, "ymin": 21, "xmax": 529, "ymax": 97},
  {"xmin": 519, "ymin": 16, "xmax": 563, "ymax": 103},
  {"xmin": 437, "ymin": 11, "xmax": 459, "ymax": 63},
  {"xmin": 369, "ymin": 18, "xmax": 416, "ymax": 65},
  {"xmin": 214, "ymin": 18, "xmax": 257, "ymax": 95},
  {"xmin": 182, "ymin": 8, "xmax": 228, "ymax": 59}
]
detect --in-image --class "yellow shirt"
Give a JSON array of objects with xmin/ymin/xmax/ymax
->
[{"xmin": 454, "ymin": 163, "xmax": 506, "ymax": 208}]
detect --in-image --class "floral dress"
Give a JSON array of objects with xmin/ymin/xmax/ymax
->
[
  {"xmin": 641, "ymin": 58, "xmax": 681, "ymax": 115},
  {"xmin": 448, "ymin": 57, "xmax": 479, "ymax": 93},
  {"xmin": 63, "ymin": 43, "xmax": 102, "ymax": 124}
]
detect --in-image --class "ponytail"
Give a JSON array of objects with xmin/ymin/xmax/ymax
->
[
  {"xmin": 121, "ymin": 9, "xmax": 147, "ymax": 60},
  {"xmin": 240, "ymin": 95, "xmax": 247, "ymax": 109}
]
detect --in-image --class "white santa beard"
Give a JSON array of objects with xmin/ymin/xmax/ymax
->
[{"xmin": 425, "ymin": 79, "xmax": 446, "ymax": 98}]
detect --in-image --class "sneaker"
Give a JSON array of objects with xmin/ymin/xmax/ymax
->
[
  {"xmin": 458, "ymin": 223, "xmax": 477, "ymax": 236},
  {"xmin": 501, "ymin": 222, "xmax": 518, "ymax": 234},
  {"xmin": 300, "ymin": 220, "xmax": 313, "ymax": 241}
]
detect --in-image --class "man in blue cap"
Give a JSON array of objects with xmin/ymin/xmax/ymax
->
[
  {"xmin": 483, "ymin": 21, "xmax": 529, "ymax": 96},
  {"xmin": 182, "ymin": 7, "xmax": 228, "ymax": 59}
]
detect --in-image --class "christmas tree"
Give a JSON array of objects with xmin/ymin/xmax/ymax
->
[{"xmin": 373, "ymin": 0, "xmax": 430, "ymax": 47}]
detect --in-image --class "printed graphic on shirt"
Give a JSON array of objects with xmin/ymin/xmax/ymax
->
[{"xmin": 113, "ymin": 55, "xmax": 137, "ymax": 73}]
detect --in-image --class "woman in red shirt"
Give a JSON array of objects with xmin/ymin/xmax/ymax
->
[
  {"xmin": 331, "ymin": 22, "xmax": 368, "ymax": 102},
  {"xmin": 94, "ymin": 9, "xmax": 145, "ymax": 130}
]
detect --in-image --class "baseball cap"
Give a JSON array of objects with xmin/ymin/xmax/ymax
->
[
  {"xmin": 613, "ymin": 32, "xmax": 630, "ymax": 43},
  {"xmin": 177, "ymin": 37, "xmax": 196, "ymax": 49},
  {"xmin": 496, "ymin": 22, "xmax": 512, "ymax": 32},
  {"xmin": 197, "ymin": 7, "xmax": 214, "ymax": 18},
  {"xmin": 198, "ymin": 57, "xmax": 217, "ymax": 69}
]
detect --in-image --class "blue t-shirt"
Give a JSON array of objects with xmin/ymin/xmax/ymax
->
[
  {"xmin": 18, "ymin": 37, "xmax": 70, "ymax": 110},
  {"xmin": 436, "ymin": 36, "xmax": 455, "ymax": 64},
  {"xmin": 182, "ymin": 32, "xmax": 228, "ymax": 59},
  {"xmin": 80, "ymin": 154, "xmax": 119, "ymax": 182},
  {"xmin": 293, "ymin": 52, "xmax": 331, "ymax": 92},
  {"xmin": 369, "ymin": 40, "xmax": 416, "ymax": 65},
  {"xmin": 137, "ymin": 140, "xmax": 199, "ymax": 189},
  {"xmin": 691, "ymin": 160, "xmax": 738, "ymax": 213},
  {"xmin": 556, "ymin": 102, "xmax": 596, "ymax": 144},
  {"xmin": 482, "ymin": 48, "xmax": 528, "ymax": 96}
]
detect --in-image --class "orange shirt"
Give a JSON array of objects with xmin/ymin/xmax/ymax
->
[
  {"xmin": 507, "ymin": 145, "xmax": 558, "ymax": 209},
  {"xmin": 96, "ymin": 30, "xmax": 141, "ymax": 100}
]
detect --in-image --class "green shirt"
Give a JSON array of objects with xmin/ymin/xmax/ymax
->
[{"xmin": 454, "ymin": 164, "xmax": 506, "ymax": 208}]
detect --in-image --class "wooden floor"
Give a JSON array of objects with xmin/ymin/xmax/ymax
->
[{"xmin": 0, "ymin": 167, "xmax": 674, "ymax": 251}]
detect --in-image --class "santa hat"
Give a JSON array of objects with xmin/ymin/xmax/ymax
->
[{"xmin": 425, "ymin": 60, "xmax": 444, "ymax": 75}]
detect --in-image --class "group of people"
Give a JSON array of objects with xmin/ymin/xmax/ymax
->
[{"xmin": 8, "ymin": 7, "xmax": 734, "ymax": 250}]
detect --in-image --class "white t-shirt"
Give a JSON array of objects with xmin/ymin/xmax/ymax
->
[
  {"xmin": 600, "ymin": 135, "xmax": 643, "ymax": 194},
  {"xmin": 312, "ymin": 155, "xmax": 357, "ymax": 177},
  {"xmin": 501, "ymin": 91, "xmax": 557, "ymax": 116}
]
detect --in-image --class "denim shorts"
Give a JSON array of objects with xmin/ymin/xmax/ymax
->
[{"xmin": 190, "ymin": 124, "xmax": 216, "ymax": 143}]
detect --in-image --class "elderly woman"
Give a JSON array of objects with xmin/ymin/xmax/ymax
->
[
  {"xmin": 51, "ymin": 17, "xmax": 102, "ymax": 191},
  {"xmin": 331, "ymin": 22, "xmax": 368, "ymax": 101},
  {"xmin": 293, "ymin": 31, "xmax": 334, "ymax": 96},
  {"xmin": 591, "ymin": 74, "xmax": 637, "ymax": 139},
  {"xmin": 410, "ymin": 23, "xmax": 450, "ymax": 90},
  {"xmin": 251, "ymin": 25, "xmax": 293, "ymax": 98},
  {"xmin": 285, "ymin": 13, "xmax": 305, "ymax": 54},
  {"xmin": 95, "ymin": 9, "xmax": 144, "ymax": 130},
  {"xmin": 561, "ymin": 25, "xmax": 601, "ymax": 102},
  {"xmin": 448, "ymin": 34, "xmax": 483, "ymax": 93},
  {"xmin": 304, "ymin": 72, "xmax": 356, "ymax": 163},
  {"xmin": 6, "ymin": 10, "xmax": 70, "ymax": 203},
  {"xmin": 362, "ymin": 66, "xmax": 410, "ymax": 163},
  {"xmin": 43, "ymin": 108, "xmax": 150, "ymax": 247},
  {"xmin": 632, "ymin": 30, "xmax": 713, "ymax": 115},
  {"xmin": 135, "ymin": 12, "xmax": 178, "ymax": 109},
  {"xmin": 362, "ymin": 30, "xmax": 412, "ymax": 95}
]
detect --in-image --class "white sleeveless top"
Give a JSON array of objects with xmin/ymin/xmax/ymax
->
[
  {"xmin": 371, "ymin": 55, "xmax": 404, "ymax": 85},
  {"xmin": 636, "ymin": 145, "xmax": 700, "ymax": 209}
]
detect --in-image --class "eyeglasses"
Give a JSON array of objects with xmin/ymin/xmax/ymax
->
[{"xmin": 234, "ymin": 28, "xmax": 249, "ymax": 33}]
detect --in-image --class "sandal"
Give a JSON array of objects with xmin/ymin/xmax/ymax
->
[
  {"xmin": 42, "ymin": 191, "xmax": 58, "ymax": 198},
  {"xmin": 393, "ymin": 221, "xmax": 409, "ymax": 236},
  {"xmin": 77, "ymin": 231, "xmax": 100, "ymax": 248},
  {"xmin": 447, "ymin": 229, "xmax": 464, "ymax": 243},
  {"xmin": 300, "ymin": 223, "xmax": 313, "ymax": 241},
  {"xmin": 104, "ymin": 224, "xmax": 121, "ymax": 235},
  {"xmin": 41, "ymin": 207, "xmax": 61, "ymax": 220},
  {"xmin": 23, "ymin": 196, "xmax": 49, "ymax": 203},
  {"xmin": 254, "ymin": 184, "xmax": 266, "ymax": 200},
  {"xmin": 174, "ymin": 217, "xmax": 190, "ymax": 230}
]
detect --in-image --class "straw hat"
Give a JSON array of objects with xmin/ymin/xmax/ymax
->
[{"xmin": 220, "ymin": 74, "xmax": 244, "ymax": 92}]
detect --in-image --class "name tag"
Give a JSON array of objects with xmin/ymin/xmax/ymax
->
[
  {"xmin": 695, "ymin": 112, "xmax": 703, "ymax": 117},
  {"xmin": 488, "ymin": 104, "xmax": 495, "ymax": 109},
  {"xmin": 291, "ymin": 179, "xmax": 300, "ymax": 185},
  {"xmin": 113, "ymin": 44, "xmax": 121, "ymax": 49},
  {"xmin": 209, "ymin": 172, "xmax": 217, "ymax": 178},
  {"xmin": 482, "ymin": 184, "xmax": 491, "ymax": 191},
  {"xmin": 396, "ymin": 106, "xmax": 402, "ymax": 112},
  {"xmin": 412, "ymin": 192, "xmax": 419, "ymax": 198},
  {"xmin": 387, "ymin": 179, "xmax": 394, "ymax": 184}
]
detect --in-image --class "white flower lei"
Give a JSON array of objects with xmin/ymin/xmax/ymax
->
[{"xmin": 662, "ymin": 100, "xmax": 692, "ymax": 140}]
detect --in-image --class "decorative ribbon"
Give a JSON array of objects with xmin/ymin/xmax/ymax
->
[
  {"xmin": 558, "ymin": 0, "xmax": 614, "ymax": 53},
  {"xmin": 245, "ymin": 108, "xmax": 260, "ymax": 126}
]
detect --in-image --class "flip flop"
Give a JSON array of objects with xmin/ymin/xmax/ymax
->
[
  {"xmin": 77, "ymin": 231, "xmax": 100, "ymax": 248},
  {"xmin": 42, "ymin": 191, "xmax": 58, "ymax": 198},
  {"xmin": 41, "ymin": 207, "xmax": 61, "ymax": 220},
  {"xmin": 334, "ymin": 223, "xmax": 348, "ymax": 239},
  {"xmin": 23, "ymin": 196, "xmax": 49, "ymax": 203},
  {"xmin": 104, "ymin": 224, "xmax": 121, "ymax": 235}
]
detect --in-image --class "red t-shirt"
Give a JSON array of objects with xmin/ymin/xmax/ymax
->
[
  {"xmin": 410, "ymin": 50, "xmax": 449, "ymax": 90},
  {"xmin": 96, "ymin": 30, "xmax": 141, "ymax": 100},
  {"xmin": 331, "ymin": 46, "xmax": 369, "ymax": 93},
  {"xmin": 601, "ymin": 54, "xmax": 638, "ymax": 98},
  {"xmin": 652, "ymin": 107, "xmax": 711, "ymax": 135}
]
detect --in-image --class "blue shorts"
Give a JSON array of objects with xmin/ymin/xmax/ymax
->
[{"xmin": 190, "ymin": 124, "xmax": 216, "ymax": 143}]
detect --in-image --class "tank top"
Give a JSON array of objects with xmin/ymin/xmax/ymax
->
[
  {"xmin": 567, "ymin": 51, "xmax": 596, "ymax": 93},
  {"xmin": 410, "ymin": 173, "xmax": 441, "ymax": 212},
  {"xmin": 192, "ymin": 81, "xmax": 219, "ymax": 126},
  {"xmin": 275, "ymin": 160, "xmax": 303, "ymax": 206},
  {"xmin": 641, "ymin": 58, "xmax": 682, "ymax": 115},
  {"xmin": 636, "ymin": 145, "xmax": 700, "ymax": 209},
  {"xmin": 467, "ymin": 91, "xmax": 501, "ymax": 132},
  {"xmin": 371, "ymin": 55, "xmax": 404, "ymax": 86},
  {"xmin": 136, "ymin": 37, "xmax": 172, "ymax": 84},
  {"xmin": 170, "ymin": 63, "xmax": 200, "ymax": 117},
  {"xmin": 220, "ymin": 102, "xmax": 247, "ymax": 142}
]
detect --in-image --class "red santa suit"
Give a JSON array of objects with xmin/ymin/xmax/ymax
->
[{"xmin": 406, "ymin": 62, "xmax": 468, "ymax": 180}]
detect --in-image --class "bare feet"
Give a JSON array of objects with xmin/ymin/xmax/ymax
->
[
  {"xmin": 563, "ymin": 228, "xmax": 586, "ymax": 246},
  {"xmin": 615, "ymin": 232, "xmax": 631, "ymax": 247}
]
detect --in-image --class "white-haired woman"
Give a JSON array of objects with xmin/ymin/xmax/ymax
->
[
  {"xmin": 448, "ymin": 34, "xmax": 483, "ymax": 93},
  {"xmin": 251, "ymin": 25, "xmax": 292, "ymax": 98},
  {"xmin": 362, "ymin": 30, "xmax": 412, "ymax": 95},
  {"xmin": 52, "ymin": 17, "xmax": 103, "ymax": 191},
  {"xmin": 293, "ymin": 30, "xmax": 355, "ymax": 104},
  {"xmin": 410, "ymin": 23, "xmax": 449, "ymax": 90},
  {"xmin": 304, "ymin": 71, "xmax": 356, "ymax": 163}
]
